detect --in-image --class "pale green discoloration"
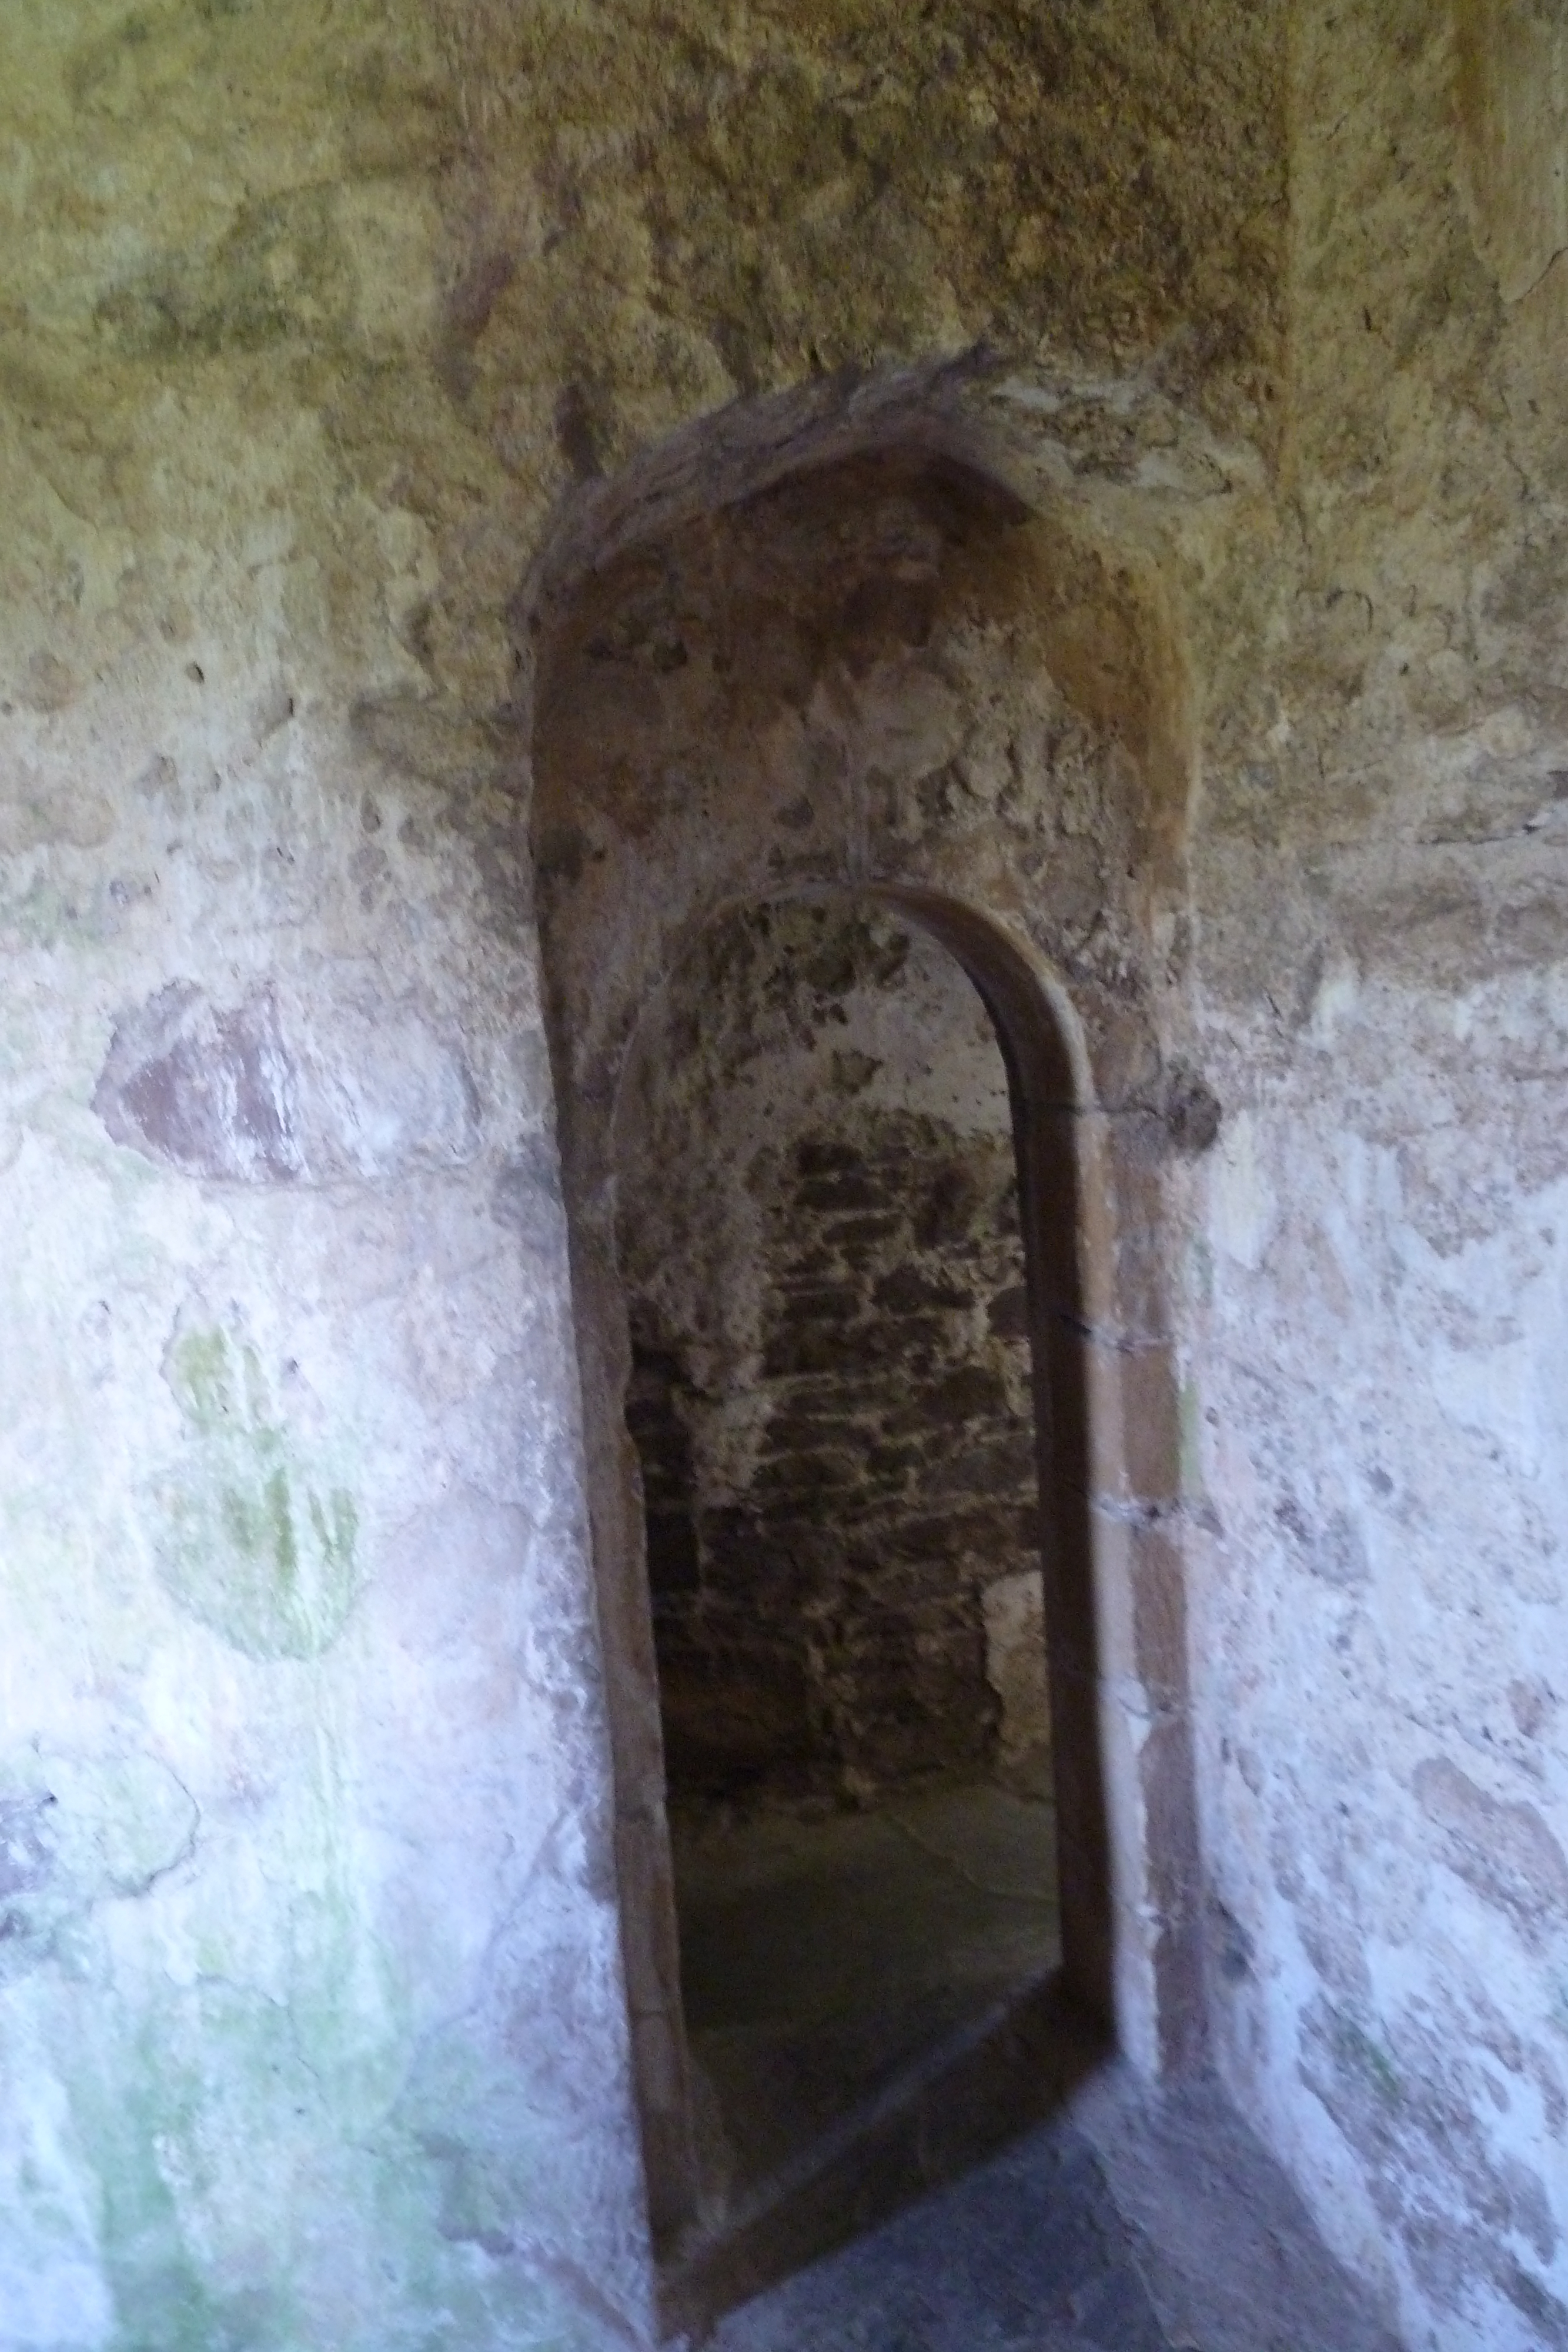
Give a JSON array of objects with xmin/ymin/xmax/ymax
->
[
  {"xmin": 0, "ymin": 0, "xmax": 643, "ymax": 2340},
  {"xmin": 154, "ymin": 1325, "xmax": 360, "ymax": 1661},
  {"xmin": 0, "ymin": 1768, "xmax": 621, "ymax": 2350},
  {"xmin": 1330, "ymin": 2010, "xmax": 1404, "ymax": 2110},
  {"xmin": 1179, "ymin": 1378, "xmax": 1203, "ymax": 1497}
]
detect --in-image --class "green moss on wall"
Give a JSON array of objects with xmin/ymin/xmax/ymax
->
[{"xmin": 154, "ymin": 1326, "xmax": 361, "ymax": 1662}]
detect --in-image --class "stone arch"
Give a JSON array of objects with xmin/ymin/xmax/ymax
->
[{"xmin": 527, "ymin": 435, "xmax": 1203, "ymax": 2266}]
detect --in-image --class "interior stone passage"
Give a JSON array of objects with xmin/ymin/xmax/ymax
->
[
  {"xmin": 614, "ymin": 896, "xmax": 1060, "ymax": 2208},
  {"xmin": 617, "ymin": 897, "xmax": 1053, "ymax": 1812}
]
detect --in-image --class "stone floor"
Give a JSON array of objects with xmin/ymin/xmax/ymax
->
[
  {"xmin": 663, "ymin": 1783, "xmax": 1403, "ymax": 2350},
  {"xmin": 673, "ymin": 1781, "xmax": 1061, "ymax": 2208},
  {"xmin": 697, "ymin": 2067, "xmax": 1405, "ymax": 2352}
]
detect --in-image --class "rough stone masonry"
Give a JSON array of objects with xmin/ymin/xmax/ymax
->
[
  {"xmin": 616, "ymin": 897, "xmax": 1051, "ymax": 1812},
  {"xmin": 0, "ymin": 1, "xmax": 1564, "ymax": 2348}
]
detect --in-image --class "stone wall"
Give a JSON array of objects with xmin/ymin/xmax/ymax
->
[
  {"xmin": 2, "ymin": 2, "xmax": 1567, "ymax": 2347},
  {"xmin": 1181, "ymin": 9, "xmax": 1568, "ymax": 2343},
  {"xmin": 0, "ymin": 6, "xmax": 651, "ymax": 2345},
  {"xmin": 615, "ymin": 898, "xmax": 1049, "ymax": 1812}
]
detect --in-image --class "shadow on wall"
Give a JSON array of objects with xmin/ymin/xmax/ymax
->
[{"xmin": 526, "ymin": 431, "xmax": 1208, "ymax": 2317}]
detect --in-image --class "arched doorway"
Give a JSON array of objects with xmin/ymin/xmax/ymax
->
[
  {"xmin": 615, "ymin": 892, "xmax": 1062, "ymax": 2219},
  {"xmin": 527, "ymin": 435, "xmax": 1201, "ymax": 2318}
]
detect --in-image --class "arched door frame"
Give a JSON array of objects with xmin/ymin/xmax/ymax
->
[
  {"xmin": 527, "ymin": 437, "xmax": 1205, "ymax": 2269},
  {"xmin": 550, "ymin": 879, "xmax": 1196, "ymax": 2263}
]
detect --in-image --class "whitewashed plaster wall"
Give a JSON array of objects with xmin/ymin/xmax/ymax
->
[
  {"xmin": 1183, "ymin": 7, "xmax": 1568, "ymax": 2344},
  {"xmin": 0, "ymin": 430, "xmax": 651, "ymax": 2352},
  {"xmin": 1, "ymin": 1, "xmax": 1566, "ymax": 2348},
  {"xmin": 0, "ymin": 6, "xmax": 648, "ymax": 2346}
]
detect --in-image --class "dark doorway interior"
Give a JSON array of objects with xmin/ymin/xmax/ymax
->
[{"xmin": 614, "ymin": 897, "xmax": 1061, "ymax": 2231}]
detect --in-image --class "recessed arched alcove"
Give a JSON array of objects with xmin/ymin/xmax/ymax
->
[{"xmin": 527, "ymin": 433, "xmax": 1203, "ymax": 2317}]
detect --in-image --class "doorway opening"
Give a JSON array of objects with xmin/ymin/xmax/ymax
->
[
  {"xmin": 614, "ymin": 894, "xmax": 1066, "ymax": 2234},
  {"xmin": 529, "ymin": 433, "xmax": 1202, "ymax": 2310}
]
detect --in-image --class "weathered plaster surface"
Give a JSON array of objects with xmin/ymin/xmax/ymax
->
[
  {"xmin": 0, "ymin": 4, "xmax": 646, "ymax": 2344},
  {"xmin": 0, "ymin": 0, "xmax": 1564, "ymax": 2345},
  {"xmin": 1183, "ymin": 8, "xmax": 1568, "ymax": 2345},
  {"xmin": 431, "ymin": 0, "xmax": 1286, "ymax": 471}
]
